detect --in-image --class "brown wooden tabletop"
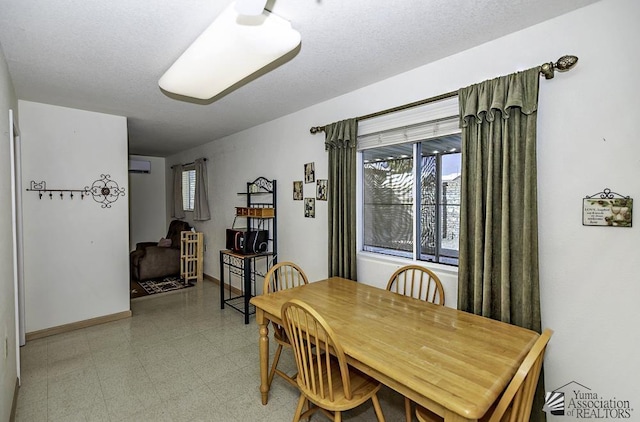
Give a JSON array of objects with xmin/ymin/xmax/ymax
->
[{"xmin": 250, "ymin": 277, "xmax": 539, "ymax": 421}]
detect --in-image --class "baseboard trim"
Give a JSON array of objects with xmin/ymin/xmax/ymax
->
[
  {"xmin": 25, "ymin": 310, "xmax": 132, "ymax": 341},
  {"xmin": 204, "ymin": 273, "xmax": 243, "ymax": 296},
  {"xmin": 10, "ymin": 377, "xmax": 18, "ymax": 422}
]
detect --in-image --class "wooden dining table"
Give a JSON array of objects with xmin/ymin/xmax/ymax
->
[{"xmin": 249, "ymin": 277, "xmax": 539, "ymax": 422}]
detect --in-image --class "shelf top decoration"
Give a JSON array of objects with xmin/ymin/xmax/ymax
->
[{"xmin": 248, "ymin": 176, "xmax": 275, "ymax": 194}]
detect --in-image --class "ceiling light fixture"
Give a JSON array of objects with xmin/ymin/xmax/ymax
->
[
  {"xmin": 159, "ymin": 2, "xmax": 301, "ymax": 100},
  {"xmin": 235, "ymin": 0, "xmax": 269, "ymax": 16}
]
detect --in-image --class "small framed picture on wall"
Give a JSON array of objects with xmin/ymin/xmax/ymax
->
[
  {"xmin": 293, "ymin": 181, "xmax": 303, "ymax": 200},
  {"xmin": 304, "ymin": 162, "xmax": 315, "ymax": 183},
  {"xmin": 304, "ymin": 198, "xmax": 315, "ymax": 218},
  {"xmin": 316, "ymin": 179, "xmax": 328, "ymax": 201}
]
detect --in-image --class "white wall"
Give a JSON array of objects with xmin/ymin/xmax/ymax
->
[
  {"xmin": 128, "ymin": 154, "xmax": 167, "ymax": 250},
  {"xmin": 0, "ymin": 44, "xmax": 18, "ymax": 422},
  {"xmin": 19, "ymin": 101, "xmax": 130, "ymax": 332},
  {"xmin": 535, "ymin": 2, "xmax": 640, "ymax": 417},
  {"xmin": 168, "ymin": 0, "xmax": 640, "ymax": 417},
  {"xmin": 167, "ymin": 119, "xmax": 329, "ymax": 283}
]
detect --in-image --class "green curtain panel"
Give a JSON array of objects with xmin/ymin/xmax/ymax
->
[
  {"xmin": 193, "ymin": 158, "xmax": 211, "ymax": 221},
  {"xmin": 458, "ymin": 67, "xmax": 541, "ymax": 331},
  {"xmin": 324, "ymin": 118, "xmax": 358, "ymax": 280},
  {"xmin": 458, "ymin": 67, "xmax": 545, "ymax": 422},
  {"xmin": 172, "ymin": 164, "xmax": 185, "ymax": 219}
]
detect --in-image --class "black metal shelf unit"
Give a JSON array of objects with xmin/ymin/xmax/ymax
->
[{"xmin": 220, "ymin": 177, "xmax": 277, "ymax": 324}]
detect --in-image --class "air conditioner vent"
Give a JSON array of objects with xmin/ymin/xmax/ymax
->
[{"xmin": 128, "ymin": 159, "xmax": 151, "ymax": 174}]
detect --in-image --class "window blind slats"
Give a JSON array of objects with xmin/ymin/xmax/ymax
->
[
  {"xmin": 358, "ymin": 117, "xmax": 459, "ymax": 150},
  {"xmin": 182, "ymin": 169, "xmax": 196, "ymax": 211},
  {"xmin": 360, "ymin": 95, "xmax": 461, "ymax": 266},
  {"xmin": 358, "ymin": 96, "xmax": 459, "ymax": 151}
]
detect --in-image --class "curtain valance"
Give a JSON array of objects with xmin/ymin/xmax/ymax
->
[
  {"xmin": 325, "ymin": 118, "xmax": 357, "ymax": 150},
  {"xmin": 459, "ymin": 67, "xmax": 539, "ymax": 127}
]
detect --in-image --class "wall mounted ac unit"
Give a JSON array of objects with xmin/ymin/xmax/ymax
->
[{"xmin": 128, "ymin": 159, "xmax": 151, "ymax": 174}]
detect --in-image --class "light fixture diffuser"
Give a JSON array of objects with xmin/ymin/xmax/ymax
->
[
  {"xmin": 159, "ymin": 2, "xmax": 301, "ymax": 100},
  {"xmin": 235, "ymin": 0, "xmax": 268, "ymax": 16}
]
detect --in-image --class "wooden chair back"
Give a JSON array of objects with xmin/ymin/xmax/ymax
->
[
  {"xmin": 282, "ymin": 299, "xmax": 353, "ymax": 403},
  {"xmin": 263, "ymin": 261, "xmax": 309, "ymax": 294},
  {"xmin": 487, "ymin": 329, "xmax": 553, "ymax": 422},
  {"xmin": 386, "ymin": 265, "xmax": 445, "ymax": 305},
  {"xmin": 261, "ymin": 262, "xmax": 309, "ymax": 388}
]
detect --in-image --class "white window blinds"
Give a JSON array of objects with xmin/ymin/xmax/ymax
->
[
  {"xmin": 357, "ymin": 96, "xmax": 459, "ymax": 150},
  {"xmin": 182, "ymin": 168, "xmax": 196, "ymax": 211}
]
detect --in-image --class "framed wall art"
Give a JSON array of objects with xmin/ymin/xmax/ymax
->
[
  {"xmin": 293, "ymin": 180, "xmax": 303, "ymax": 200},
  {"xmin": 583, "ymin": 188, "xmax": 632, "ymax": 227},
  {"xmin": 316, "ymin": 179, "xmax": 327, "ymax": 201},
  {"xmin": 304, "ymin": 197, "xmax": 315, "ymax": 218},
  {"xmin": 304, "ymin": 162, "xmax": 315, "ymax": 183}
]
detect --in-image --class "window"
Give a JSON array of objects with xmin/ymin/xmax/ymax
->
[
  {"xmin": 362, "ymin": 136, "xmax": 461, "ymax": 265},
  {"xmin": 418, "ymin": 141, "xmax": 461, "ymax": 265},
  {"xmin": 182, "ymin": 168, "xmax": 196, "ymax": 211},
  {"xmin": 358, "ymin": 96, "xmax": 461, "ymax": 266}
]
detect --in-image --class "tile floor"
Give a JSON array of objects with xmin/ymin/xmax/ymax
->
[{"xmin": 15, "ymin": 280, "xmax": 409, "ymax": 421}]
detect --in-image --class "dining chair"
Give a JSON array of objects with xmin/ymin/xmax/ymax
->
[
  {"xmin": 416, "ymin": 329, "xmax": 554, "ymax": 422},
  {"xmin": 262, "ymin": 261, "xmax": 309, "ymax": 388},
  {"xmin": 386, "ymin": 264, "xmax": 445, "ymax": 421},
  {"xmin": 386, "ymin": 264, "xmax": 445, "ymax": 305},
  {"xmin": 281, "ymin": 299, "xmax": 386, "ymax": 422}
]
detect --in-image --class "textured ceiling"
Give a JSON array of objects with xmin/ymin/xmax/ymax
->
[{"xmin": 0, "ymin": 0, "xmax": 599, "ymax": 157}]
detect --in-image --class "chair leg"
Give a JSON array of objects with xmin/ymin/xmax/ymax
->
[
  {"xmin": 335, "ymin": 411, "xmax": 341, "ymax": 422},
  {"xmin": 268, "ymin": 343, "xmax": 284, "ymax": 386},
  {"xmin": 404, "ymin": 396, "xmax": 412, "ymax": 422},
  {"xmin": 306, "ymin": 400, "xmax": 313, "ymax": 421},
  {"xmin": 293, "ymin": 395, "xmax": 307, "ymax": 422},
  {"xmin": 373, "ymin": 393, "xmax": 386, "ymax": 422}
]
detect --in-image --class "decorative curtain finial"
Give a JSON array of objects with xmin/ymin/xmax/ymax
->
[{"xmin": 540, "ymin": 55, "xmax": 578, "ymax": 79}]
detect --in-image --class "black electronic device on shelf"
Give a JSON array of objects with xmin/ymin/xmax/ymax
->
[{"xmin": 225, "ymin": 228, "xmax": 268, "ymax": 254}]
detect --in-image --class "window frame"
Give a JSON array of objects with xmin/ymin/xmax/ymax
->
[
  {"xmin": 417, "ymin": 145, "xmax": 461, "ymax": 265},
  {"xmin": 360, "ymin": 137, "xmax": 461, "ymax": 266},
  {"xmin": 356, "ymin": 96, "xmax": 461, "ymax": 267}
]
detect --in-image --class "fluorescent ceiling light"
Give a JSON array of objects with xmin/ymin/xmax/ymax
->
[
  {"xmin": 159, "ymin": 2, "xmax": 301, "ymax": 100},
  {"xmin": 235, "ymin": 0, "xmax": 268, "ymax": 16}
]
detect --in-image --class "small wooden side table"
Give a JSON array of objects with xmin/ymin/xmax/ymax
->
[{"xmin": 181, "ymin": 231, "xmax": 203, "ymax": 283}]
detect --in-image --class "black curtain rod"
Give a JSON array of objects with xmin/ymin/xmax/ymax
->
[{"xmin": 170, "ymin": 158, "xmax": 207, "ymax": 169}]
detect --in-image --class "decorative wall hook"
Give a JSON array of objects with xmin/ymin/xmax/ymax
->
[
  {"xmin": 26, "ymin": 174, "xmax": 126, "ymax": 208},
  {"xmin": 85, "ymin": 174, "xmax": 126, "ymax": 208}
]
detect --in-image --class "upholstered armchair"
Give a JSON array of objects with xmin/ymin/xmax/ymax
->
[{"xmin": 130, "ymin": 220, "xmax": 191, "ymax": 281}]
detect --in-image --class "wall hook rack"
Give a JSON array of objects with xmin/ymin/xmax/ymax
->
[{"xmin": 26, "ymin": 174, "xmax": 126, "ymax": 208}]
